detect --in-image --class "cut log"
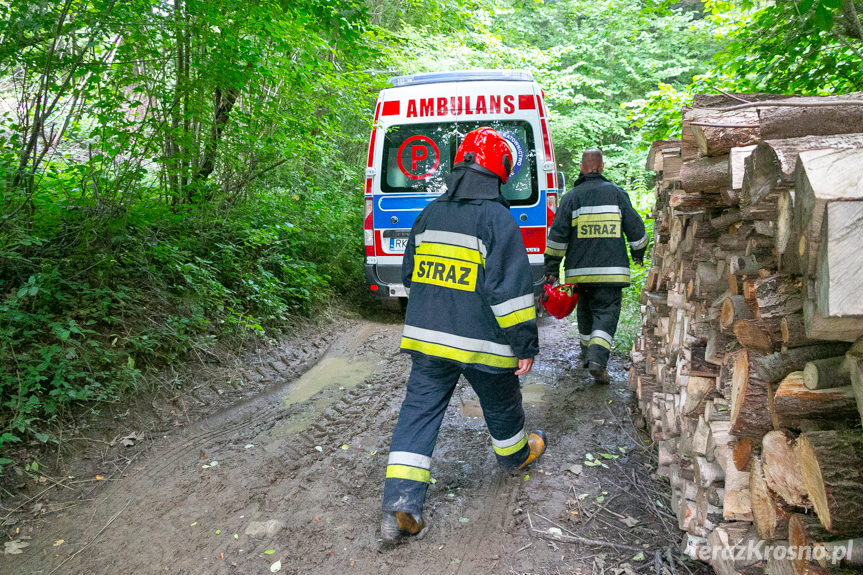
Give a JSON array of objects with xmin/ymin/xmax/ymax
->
[
  {"xmin": 707, "ymin": 522, "xmax": 765, "ymax": 575},
  {"xmin": 751, "ymin": 454, "xmax": 790, "ymax": 540},
  {"xmin": 756, "ymin": 98, "xmax": 863, "ymax": 140},
  {"xmin": 754, "ymin": 275, "xmax": 804, "ymax": 320},
  {"xmin": 803, "ymin": 357, "xmax": 850, "ymax": 390},
  {"xmin": 734, "ymin": 318, "xmax": 782, "ymax": 353},
  {"xmin": 815, "ymin": 201, "xmax": 863, "ymax": 321},
  {"xmin": 795, "ymin": 148, "xmax": 863, "ymax": 277},
  {"xmin": 746, "ymin": 134, "xmax": 863, "ymax": 208},
  {"xmin": 762, "ymin": 430, "xmax": 810, "ymax": 508},
  {"xmin": 724, "ymin": 444, "xmax": 753, "ymax": 521},
  {"xmin": 688, "ymin": 108, "xmax": 760, "ymax": 156},
  {"xmin": 731, "ymin": 350, "xmax": 776, "ymax": 441},
  {"xmin": 733, "ymin": 438, "xmax": 754, "ymax": 472},
  {"xmin": 722, "ymin": 295, "xmax": 754, "ymax": 331},
  {"xmin": 795, "ymin": 430, "xmax": 863, "ymax": 534},
  {"xmin": 789, "ymin": 513, "xmax": 863, "ymax": 574},
  {"xmin": 684, "ymin": 375, "xmax": 717, "ymax": 418},
  {"xmin": 730, "ymin": 145, "xmax": 758, "ymax": 194},
  {"xmin": 783, "ymin": 314, "xmax": 815, "ymax": 348},
  {"xmin": 804, "ymin": 299, "xmax": 863, "ymax": 343},
  {"xmin": 646, "ymin": 139, "xmax": 681, "ymax": 171},
  {"xmin": 679, "ymin": 155, "xmax": 731, "ymax": 193},
  {"xmin": 772, "ymin": 370, "xmax": 860, "ymax": 429},
  {"xmin": 847, "ymin": 353, "xmax": 863, "ymax": 427},
  {"xmin": 777, "ymin": 190, "xmax": 795, "ymax": 255},
  {"xmin": 748, "ymin": 344, "xmax": 852, "ymax": 385}
]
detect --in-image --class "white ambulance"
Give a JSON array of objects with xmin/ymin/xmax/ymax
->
[{"xmin": 363, "ymin": 69, "xmax": 563, "ymax": 300}]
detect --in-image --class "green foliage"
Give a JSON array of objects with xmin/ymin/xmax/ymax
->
[
  {"xmin": 0, "ymin": 0, "xmax": 373, "ymax": 458},
  {"xmin": 702, "ymin": 0, "xmax": 863, "ymax": 94}
]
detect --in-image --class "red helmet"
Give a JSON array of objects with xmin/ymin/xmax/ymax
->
[
  {"xmin": 541, "ymin": 284, "xmax": 578, "ymax": 319},
  {"xmin": 454, "ymin": 127, "xmax": 514, "ymax": 183}
]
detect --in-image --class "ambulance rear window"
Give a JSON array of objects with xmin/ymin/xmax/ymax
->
[{"xmin": 381, "ymin": 120, "xmax": 538, "ymax": 206}]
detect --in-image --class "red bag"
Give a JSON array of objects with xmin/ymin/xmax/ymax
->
[{"xmin": 541, "ymin": 283, "xmax": 578, "ymax": 319}]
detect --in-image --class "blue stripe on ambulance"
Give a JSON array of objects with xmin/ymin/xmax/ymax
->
[{"xmin": 372, "ymin": 190, "xmax": 549, "ymax": 230}]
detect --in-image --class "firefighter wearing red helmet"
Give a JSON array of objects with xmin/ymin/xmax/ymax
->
[{"xmin": 380, "ymin": 127, "xmax": 546, "ymax": 546}]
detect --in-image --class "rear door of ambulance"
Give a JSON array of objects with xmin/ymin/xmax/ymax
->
[{"xmin": 363, "ymin": 72, "xmax": 558, "ymax": 298}]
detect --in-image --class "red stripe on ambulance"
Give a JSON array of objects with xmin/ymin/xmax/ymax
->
[
  {"xmin": 518, "ymin": 95, "xmax": 535, "ymax": 110},
  {"xmin": 399, "ymin": 94, "xmax": 526, "ymax": 118},
  {"xmin": 382, "ymin": 100, "xmax": 400, "ymax": 116}
]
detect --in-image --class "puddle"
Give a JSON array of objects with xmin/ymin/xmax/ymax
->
[
  {"xmin": 282, "ymin": 357, "xmax": 374, "ymax": 407},
  {"xmin": 267, "ymin": 357, "xmax": 375, "ymax": 436},
  {"xmin": 457, "ymin": 382, "xmax": 550, "ymax": 420},
  {"xmin": 520, "ymin": 383, "xmax": 549, "ymax": 406}
]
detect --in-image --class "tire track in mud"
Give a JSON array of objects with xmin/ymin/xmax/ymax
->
[{"xmin": 6, "ymin": 315, "xmax": 673, "ymax": 575}]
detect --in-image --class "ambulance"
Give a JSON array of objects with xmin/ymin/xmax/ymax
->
[{"xmin": 363, "ymin": 69, "xmax": 563, "ymax": 300}]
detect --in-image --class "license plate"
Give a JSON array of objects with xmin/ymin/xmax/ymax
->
[{"xmin": 389, "ymin": 237, "xmax": 408, "ymax": 251}]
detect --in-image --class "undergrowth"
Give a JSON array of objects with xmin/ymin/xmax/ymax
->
[{"xmin": 0, "ymin": 182, "xmax": 363, "ymax": 465}]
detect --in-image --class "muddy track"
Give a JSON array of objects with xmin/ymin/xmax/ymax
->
[{"xmin": 3, "ymin": 315, "xmax": 705, "ymax": 575}]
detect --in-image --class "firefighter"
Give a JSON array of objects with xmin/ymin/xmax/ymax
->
[
  {"xmin": 543, "ymin": 148, "xmax": 648, "ymax": 384},
  {"xmin": 380, "ymin": 127, "xmax": 546, "ymax": 546}
]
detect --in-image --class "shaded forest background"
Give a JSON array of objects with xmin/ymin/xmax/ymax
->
[{"xmin": 1, "ymin": 0, "xmax": 861, "ymax": 463}]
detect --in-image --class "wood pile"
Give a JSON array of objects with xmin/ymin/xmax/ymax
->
[{"xmin": 631, "ymin": 93, "xmax": 863, "ymax": 575}]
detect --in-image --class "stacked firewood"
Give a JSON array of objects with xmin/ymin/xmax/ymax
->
[{"xmin": 629, "ymin": 93, "xmax": 863, "ymax": 575}]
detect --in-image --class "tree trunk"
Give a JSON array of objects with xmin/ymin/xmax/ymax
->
[{"xmin": 795, "ymin": 430, "xmax": 863, "ymax": 534}]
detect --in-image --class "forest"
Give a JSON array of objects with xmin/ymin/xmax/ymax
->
[{"xmin": 1, "ymin": 0, "xmax": 861, "ymax": 463}]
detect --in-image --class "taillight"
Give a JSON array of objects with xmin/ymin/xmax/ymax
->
[
  {"xmin": 546, "ymin": 192, "xmax": 557, "ymax": 237},
  {"xmin": 364, "ymin": 197, "xmax": 374, "ymax": 256}
]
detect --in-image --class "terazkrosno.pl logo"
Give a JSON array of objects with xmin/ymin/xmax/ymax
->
[{"xmin": 693, "ymin": 539, "xmax": 855, "ymax": 564}]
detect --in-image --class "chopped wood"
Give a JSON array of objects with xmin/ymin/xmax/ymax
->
[
  {"xmin": 750, "ymin": 454, "xmax": 790, "ymax": 540},
  {"xmin": 762, "ymin": 430, "xmax": 810, "ymax": 508},
  {"xmin": 795, "ymin": 430, "xmax": 863, "ymax": 535}
]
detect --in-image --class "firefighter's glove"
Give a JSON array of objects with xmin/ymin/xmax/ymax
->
[
  {"xmin": 541, "ymin": 274, "xmax": 559, "ymax": 287},
  {"xmin": 633, "ymin": 258, "xmax": 644, "ymax": 267}
]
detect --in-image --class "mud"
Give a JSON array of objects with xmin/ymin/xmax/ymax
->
[{"xmin": 2, "ymin": 314, "xmax": 706, "ymax": 575}]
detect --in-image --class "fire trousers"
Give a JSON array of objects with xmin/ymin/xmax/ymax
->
[
  {"xmin": 381, "ymin": 354, "xmax": 531, "ymax": 516},
  {"xmin": 576, "ymin": 285, "xmax": 622, "ymax": 368}
]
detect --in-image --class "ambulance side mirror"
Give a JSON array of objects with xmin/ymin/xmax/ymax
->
[{"xmin": 557, "ymin": 171, "xmax": 566, "ymax": 192}]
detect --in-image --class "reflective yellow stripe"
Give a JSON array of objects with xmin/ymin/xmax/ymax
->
[
  {"xmin": 565, "ymin": 274, "xmax": 630, "ymax": 284},
  {"xmin": 495, "ymin": 306, "xmax": 536, "ymax": 329},
  {"xmin": 588, "ymin": 336, "xmax": 612, "ymax": 350},
  {"xmin": 400, "ymin": 337, "xmax": 518, "ymax": 369},
  {"xmin": 386, "ymin": 464, "xmax": 431, "ymax": 483},
  {"xmin": 493, "ymin": 435, "xmax": 528, "ymax": 456},
  {"xmin": 544, "ymin": 247, "xmax": 566, "ymax": 257},
  {"xmin": 416, "ymin": 242, "xmax": 484, "ymax": 265}
]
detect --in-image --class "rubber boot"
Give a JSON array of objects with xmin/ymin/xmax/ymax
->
[
  {"xmin": 588, "ymin": 362, "xmax": 610, "ymax": 385},
  {"xmin": 518, "ymin": 430, "xmax": 547, "ymax": 469},
  {"xmin": 380, "ymin": 511, "xmax": 424, "ymax": 546}
]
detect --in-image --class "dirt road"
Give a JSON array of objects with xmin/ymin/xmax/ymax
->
[{"xmin": 3, "ymin": 314, "xmax": 694, "ymax": 575}]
